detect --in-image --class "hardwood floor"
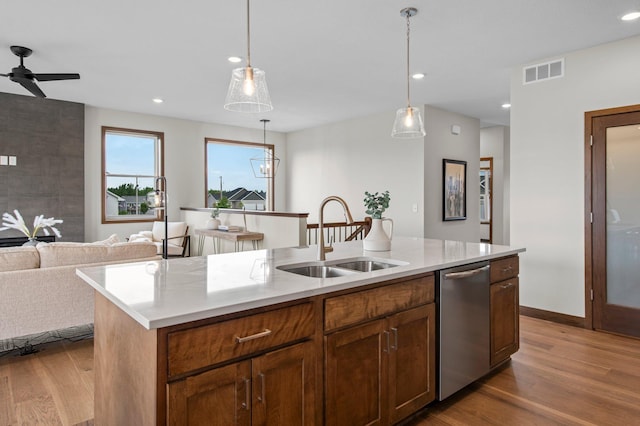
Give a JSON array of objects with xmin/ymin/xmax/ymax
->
[
  {"xmin": 0, "ymin": 339, "xmax": 93, "ymax": 425},
  {"xmin": 407, "ymin": 316, "xmax": 640, "ymax": 425},
  {"xmin": 0, "ymin": 316, "xmax": 639, "ymax": 425}
]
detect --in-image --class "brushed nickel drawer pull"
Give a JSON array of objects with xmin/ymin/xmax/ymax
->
[
  {"xmin": 390, "ymin": 327, "xmax": 398, "ymax": 351},
  {"xmin": 383, "ymin": 330, "xmax": 390, "ymax": 353},
  {"xmin": 257, "ymin": 372, "xmax": 265, "ymax": 403},
  {"xmin": 241, "ymin": 378, "xmax": 250, "ymax": 410},
  {"xmin": 500, "ymin": 283, "xmax": 514, "ymax": 289},
  {"xmin": 502, "ymin": 266, "xmax": 513, "ymax": 273},
  {"xmin": 236, "ymin": 329, "xmax": 272, "ymax": 343}
]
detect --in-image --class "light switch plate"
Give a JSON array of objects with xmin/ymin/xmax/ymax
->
[
  {"xmin": 0, "ymin": 156, "xmax": 7, "ymax": 166},
  {"xmin": 8, "ymin": 156, "xmax": 17, "ymax": 166}
]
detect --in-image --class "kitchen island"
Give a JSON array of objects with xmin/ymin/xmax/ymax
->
[{"xmin": 77, "ymin": 237, "xmax": 524, "ymax": 425}]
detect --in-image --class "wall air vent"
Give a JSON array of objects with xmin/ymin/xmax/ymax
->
[{"xmin": 523, "ymin": 58, "xmax": 564, "ymax": 84}]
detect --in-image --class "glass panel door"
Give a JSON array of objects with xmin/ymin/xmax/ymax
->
[
  {"xmin": 591, "ymin": 110, "xmax": 640, "ymax": 338},
  {"xmin": 605, "ymin": 125, "xmax": 640, "ymax": 309}
]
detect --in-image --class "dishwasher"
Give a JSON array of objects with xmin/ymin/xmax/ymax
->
[{"xmin": 437, "ymin": 261, "xmax": 490, "ymax": 400}]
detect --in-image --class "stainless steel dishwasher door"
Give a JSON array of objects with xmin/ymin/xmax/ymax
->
[{"xmin": 437, "ymin": 261, "xmax": 490, "ymax": 400}]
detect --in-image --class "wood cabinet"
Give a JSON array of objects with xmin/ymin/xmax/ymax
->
[
  {"xmin": 165, "ymin": 302, "xmax": 317, "ymax": 425},
  {"xmin": 490, "ymin": 256, "xmax": 520, "ymax": 367},
  {"xmin": 93, "ymin": 256, "xmax": 521, "ymax": 425},
  {"xmin": 324, "ymin": 276, "xmax": 436, "ymax": 426},
  {"xmin": 168, "ymin": 341, "xmax": 315, "ymax": 426}
]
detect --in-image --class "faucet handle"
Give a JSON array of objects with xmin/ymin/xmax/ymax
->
[{"xmin": 325, "ymin": 236, "xmax": 334, "ymax": 253}]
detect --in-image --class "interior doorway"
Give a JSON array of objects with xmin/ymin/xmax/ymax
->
[
  {"xmin": 586, "ymin": 105, "xmax": 640, "ymax": 338},
  {"xmin": 480, "ymin": 157, "xmax": 493, "ymax": 243}
]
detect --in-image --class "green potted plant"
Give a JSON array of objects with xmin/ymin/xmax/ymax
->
[
  {"xmin": 363, "ymin": 191, "xmax": 393, "ymax": 251},
  {"xmin": 206, "ymin": 205, "xmax": 221, "ymax": 230}
]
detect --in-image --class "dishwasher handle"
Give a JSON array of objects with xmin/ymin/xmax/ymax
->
[{"xmin": 443, "ymin": 265, "xmax": 489, "ymax": 280}]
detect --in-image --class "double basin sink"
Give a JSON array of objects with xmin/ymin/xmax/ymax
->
[{"xmin": 277, "ymin": 257, "xmax": 408, "ymax": 278}]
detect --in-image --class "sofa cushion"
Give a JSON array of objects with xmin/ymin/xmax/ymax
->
[
  {"xmin": 37, "ymin": 241, "xmax": 158, "ymax": 268},
  {"xmin": 91, "ymin": 233, "xmax": 121, "ymax": 245},
  {"xmin": 0, "ymin": 246, "xmax": 40, "ymax": 272}
]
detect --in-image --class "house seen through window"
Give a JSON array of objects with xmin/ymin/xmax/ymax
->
[
  {"xmin": 102, "ymin": 127, "xmax": 164, "ymax": 223},
  {"xmin": 205, "ymin": 138, "xmax": 274, "ymax": 211}
]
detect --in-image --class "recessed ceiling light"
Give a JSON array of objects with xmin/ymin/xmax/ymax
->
[
  {"xmin": 228, "ymin": 56, "xmax": 242, "ymax": 63},
  {"xmin": 412, "ymin": 73, "xmax": 425, "ymax": 80},
  {"xmin": 621, "ymin": 11, "xmax": 640, "ymax": 21},
  {"xmin": 501, "ymin": 103, "xmax": 511, "ymax": 109},
  {"xmin": 152, "ymin": 98, "xmax": 164, "ymax": 104}
]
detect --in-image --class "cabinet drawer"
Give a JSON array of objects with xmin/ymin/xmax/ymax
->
[
  {"xmin": 168, "ymin": 303, "xmax": 315, "ymax": 377},
  {"xmin": 490, "ymin": 256, "xmax": 519, "ymax": 283},
  {"xmin": 324, "ymin": 275, "xmax": 434, "ymax": 332}
]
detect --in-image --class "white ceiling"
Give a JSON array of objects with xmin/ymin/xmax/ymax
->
[{"xmin": 2, "ymin": 0, "xmax": 640, "ymax": 133}]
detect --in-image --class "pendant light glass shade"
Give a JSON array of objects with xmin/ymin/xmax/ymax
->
[
  {"xmin": 225, "ymin": 66, "xmax": 273, "ymax": 113},
  {"xmin": 392, "ymin": 7, "xmax": 425, "ymax": 139},
  {"xmin": 224, "ymin": 0, "xmax": 273, "ymax": 113},
  {"xmin": 392, "ymin": 106, "xmax": 425, "ymax": 138},
  {"xmin": 250, "ymin": 119, "xmax": 280, "ymax": 178}
]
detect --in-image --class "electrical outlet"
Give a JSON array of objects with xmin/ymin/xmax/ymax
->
[
  {"xmin": 8, "ymin": 156, "xmax": 16, "ymax": 166},
  {"xmin": 412, "ymin": 203, "xmax": 418, "ymax": 213},
  {"xmin": 0, "ymin": 156, "xmax": 7, "ymax": 166}
]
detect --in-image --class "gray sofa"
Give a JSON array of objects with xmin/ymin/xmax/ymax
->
[{"xmin": 0, "ymin": 239, "xmax": 158, "ymax": 344}]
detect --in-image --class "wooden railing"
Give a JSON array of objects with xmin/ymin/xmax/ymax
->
[{"xmin": 306, "ymin": 217, "xmax": 371, "ymax": 246}]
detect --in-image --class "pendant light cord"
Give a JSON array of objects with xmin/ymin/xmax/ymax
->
[
  {"xmin": 246, "ymin": 0, "xmax": 252, "ymax": 67},
  {"xmin": 405, "ymin": 12, "xmax": 411, "ymax": 108}
]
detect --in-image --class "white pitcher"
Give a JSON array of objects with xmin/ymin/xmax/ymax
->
[{"xmin": 363, "ymin": 218, "xmax": 393, "ymax": 251}]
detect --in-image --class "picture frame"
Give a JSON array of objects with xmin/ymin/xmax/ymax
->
[{"xmin": 443, "ymin": 159, "xmax": 467, "ymax": 221}]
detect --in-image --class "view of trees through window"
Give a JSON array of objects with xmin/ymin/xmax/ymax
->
[
  {"xmin": 102, "ymin": 127, "xmax": 163, "ymax": 222},
  {"xmin": 205, "ymin": 139, "xmax": 274, "ymax": 211}
]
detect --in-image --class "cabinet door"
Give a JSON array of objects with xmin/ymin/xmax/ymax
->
[
  {"xmin": 252, "ymin": 341, "xmax": 316, "ymax": 426},
  {"xmin": 167, "ymin": 360, "xmax": 251, "ymax": 426},
  {"xmin": 325, "ymin": 319, "xmax": 387, "ymax": 426},
  {"xmin": 490, "ymin": 277, "xmax": 520, "ymax": 366},
  {"xmin": 387, "ymin": 304, "xmax": 436, "ymax": 424}
]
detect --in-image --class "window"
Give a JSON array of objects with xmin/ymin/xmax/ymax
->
[
  {"xmin": 102, "ymin": 126, "xmax": 164, "ymax": 223},
  {"xmin": 205, "ymin": 138, "xmax": 275, "ymax": 211}
]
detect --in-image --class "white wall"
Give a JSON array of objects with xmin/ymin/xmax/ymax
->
[
  {"xmin": 285, "ymin": 110, "xmax": 425, "ymax": 238},
  {"xmin": 285, "ymin": 106, "xmax": 481, "ymax": 244},
  {"xmin": 424, "ymin": 106, "xmax": 480, "ymax": 242},
  {"xmin": 510, "ymin": 34, "xmax": 640, "ymax": 317},
  {"xmin": 84, "ymin": 107, "xmax": 287, "ymax": 242},
  {"xmin": 480, "ymin": 126, "xmax": 510, "ymax": 245}
]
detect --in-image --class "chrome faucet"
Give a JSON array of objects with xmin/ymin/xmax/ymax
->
[{"xmin": 318, "ymin": 196, "xmax": 354, "ymax": 261}]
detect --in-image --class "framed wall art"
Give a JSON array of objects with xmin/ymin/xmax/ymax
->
[{"xmin": 443, "ymin": 159, "xmax": 467, "ymax": 221}]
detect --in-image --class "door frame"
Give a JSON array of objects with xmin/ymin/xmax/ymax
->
[
  {"xmin": 584, "ymin": 103, "xmax": 640, "ymax": 330},
  {"xmin": 480, "ymin": 157, "xmax": 493, "ymax": 243}
]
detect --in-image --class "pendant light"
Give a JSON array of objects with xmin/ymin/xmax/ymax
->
[
  {"xmin": 224, "ymin": 0, "xmax": 273, "ymax": 113},
  {"xmin": 250, "ymin": 119, "xmax": 280, "ymax": 178},
  {"xmin": 391, "ymin": 7, "xmax": 426, "ymax": 138}
]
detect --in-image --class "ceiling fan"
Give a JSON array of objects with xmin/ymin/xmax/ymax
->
[{"xmin": 0, "ymin": 45, "xmax": 80, "ymax": 98}]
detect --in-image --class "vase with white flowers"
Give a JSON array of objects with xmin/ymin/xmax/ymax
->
[
  {"xmin": 0, "ymin": 210, "xmax": 63, "ymax": 245},
  {"xmin": 206, "ymin": 205, "xmax": 221, "ymax": 230},
  {"xmin": 363, "ymin": 191, "xmax": 393, "ymax": 251}
]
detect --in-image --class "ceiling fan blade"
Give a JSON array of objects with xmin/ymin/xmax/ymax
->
[
  {"xmin": 33, "ymin": 73, "xmax": 80, "ymax": 81},
  {"xmin": 0, "ymin": 73, "xmax": 8, "ymax": 77},
  {"xmin": 17, "ymin": 79, "xmax": 46, "ymax": 98}
]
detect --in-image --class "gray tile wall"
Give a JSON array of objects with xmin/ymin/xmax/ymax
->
[{"xmin": 0, "ymin": 92, "xmax": 84, "ymax": 242}]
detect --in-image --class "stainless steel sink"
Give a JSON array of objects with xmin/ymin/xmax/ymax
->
[
  {"xmin": 277, "ymin": 257, "xmax": 408, "ymax": 278},
  {"xmin": 334, "ymin": 260, "xmax": 400, "ymax": 272},
  {"xmin": 281, "ymin": 265, "xmax": 358, "ymax": 278}
]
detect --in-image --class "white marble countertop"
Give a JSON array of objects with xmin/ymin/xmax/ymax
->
[{"xmin": 76, "ymin": 237, "xmax": 525, "ymax": 330}]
